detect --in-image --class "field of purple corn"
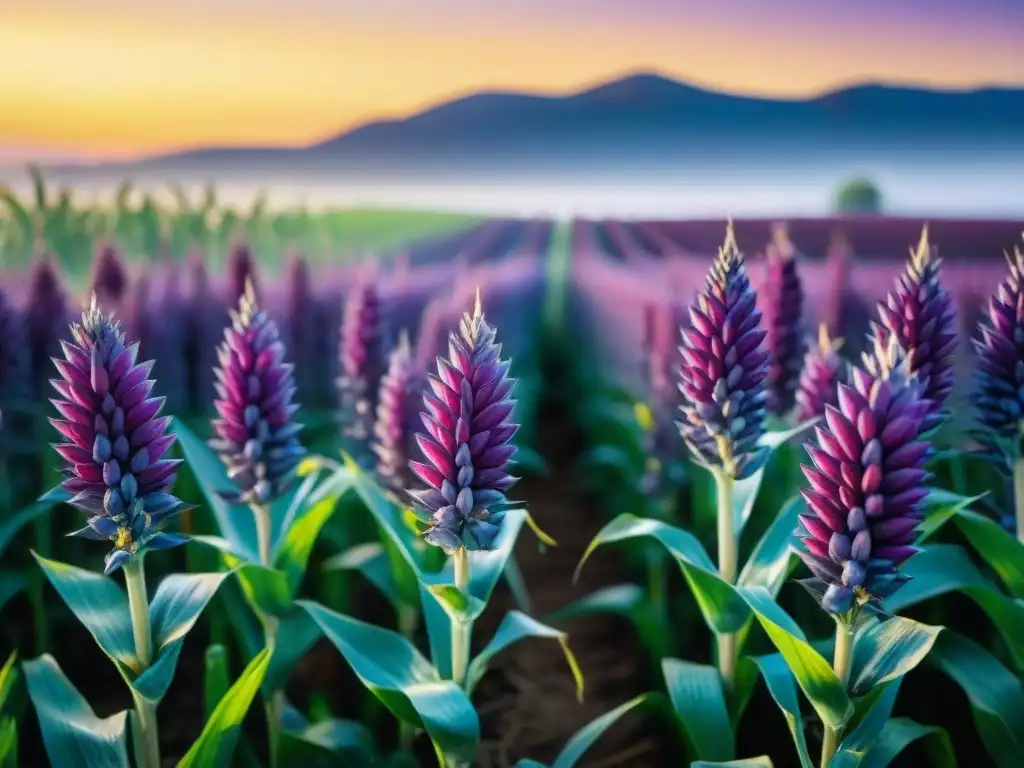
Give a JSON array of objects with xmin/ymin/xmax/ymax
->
[{"xmin": 0, "ymin": 212, "xmax": 1023, "ymax": 768}]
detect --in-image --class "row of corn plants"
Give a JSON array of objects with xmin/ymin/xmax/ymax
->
[{"xmin": 529, "ymin": 224, "xmax": 1023, "ymax": 767}]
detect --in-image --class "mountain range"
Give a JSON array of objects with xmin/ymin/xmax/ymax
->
[{"xmin": 45, "ymin": 72, "xmax": 1024, "ymax": 181}]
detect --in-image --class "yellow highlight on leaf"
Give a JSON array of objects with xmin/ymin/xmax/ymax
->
[
  {"xmin": 296, "ymin": 456, "xmax": 321, "ymax": 477},
  {"xmin": 633, "ymin": 402, "xmax": 656, "ymax": 434},
  {"xmin": 524, "ymin": 512, "xmax": 557, "ymax": 547}
]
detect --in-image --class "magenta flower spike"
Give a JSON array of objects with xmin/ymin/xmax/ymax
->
[
  {"xmin": 795, "ymin": 324, "xmax": 847, "ymax": 423},
  {"xmin": 797, "ymin": 338, "xmax": 932, "ymax": 615},
  {"xmin": 49, "ymin": 295, "xmax": 191, "ymax": 574},
  {"xmin": 761, "ymin": 224, "xmax": 805, "ymax": 416},
  {"xmin": 209, "ymin": 279, "xmax": 306, "ymax": 506},
  {"xmin": 338, "ymin": 278, "xmax": 385, "ymax": 456},
  {"xmin": 90, "ymin": 242, "xmax": 128, "ymax": 312},
  {"xmin": 408, "ymin": 291, "xmax": 518, "ymax": 552},
  {"xmin": 678, "ymin": 224, "xmax": 772, "ymax": 479},
  {"xmin": 866, "ymin": 226, "xmax": 957, "ymax": 432},
  {"xmin": 973, "ymin": 243, "xmax": 1024, "ymax": 462},
  {"xmin": 372, "ymin": 330, "xmax": 422, "ymax": 493},
  {"xmin": 226, "ymin": 239, "xmax": 257, "ymax": 306}
]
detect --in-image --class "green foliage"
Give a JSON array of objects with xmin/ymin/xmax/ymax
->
[{"xmin": 833, "ymin": 177, "xmax": 883, "ymax": 214}]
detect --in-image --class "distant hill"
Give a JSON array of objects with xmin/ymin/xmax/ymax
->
[{"xmin": 44, "ymin": 72, "xmax": 1024, "ymax": 180}]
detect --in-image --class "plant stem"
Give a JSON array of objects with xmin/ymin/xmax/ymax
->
[
  {"xmin": 1013, "ymin": 457, "xmax": 1024, "ymax": 545},
  {"xmin": 820, "ymin": 621, "xmax": 854, "ymax": 768},
  {"xmin": 124, "ymin": 557, "xmax": 160, "ymax": 768},
  {"xmin": 714, "ymin": 469, "xmax": 737, "ymax": 691},
  {"xmin": 451, "ymin": 546, "xmax": 471, "ymax": 687},
  {"xmin": 253, "ymin": 502, "xmax": 273, "ymax": 566}
]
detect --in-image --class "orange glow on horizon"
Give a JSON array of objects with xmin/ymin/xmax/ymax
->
[{"xmin": 1, "ymin": 6, "xmax": 1021, "ymax": 159}]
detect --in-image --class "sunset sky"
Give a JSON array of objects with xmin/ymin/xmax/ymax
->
[{"xmin": 1, "ymin": 0, "xmax": 1021, "ymax": 161}]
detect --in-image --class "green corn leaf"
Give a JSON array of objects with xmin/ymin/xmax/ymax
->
[
  {"xmin": 132, "ymin": 572, "xmax": 232, "ymax": 703},
  {"xmin": 0, "ymin": 494, "xmax": 65, "ymax": 558},
  {"xmin": 750, "ymin": 654, "xmax": 813, "ymax": 768},
  {"xmin": 0, "ymin": 716, "xmax": 15, "ymax": 768},
  {"xmin": 544, "ymin": 584, "xmax": 668, "ymax": 661},
  {"xmin": 886, "ymin": 545, "xmax": 1023, "ymax": 669},
  {"xmin": 192, "ymin": 536, "xmax": 292, "ymax": 617},
  {"xmin": 954, "ymin": 509, "xmax": 1024, "ymax": 598},
  {"xmin": 177, "ymin": 646, "xmax": 272, "ymax": 768},
  {"xmin": 917, "ymin": 489, "xmax": 987, "ymax": 542},
  {"xmin": 465, "ymin": 611, "xmax": 583, "ymax": 701},
  {"xmin": 828, "ymin": 680, "xmax": 902, "ymax": 767},
  {"xmin": 0, "ymin": 652, "xmax": 15, "ymax": 707},
  {"xmin": 23, "ymin": 654, "xmax": 130, "ymax": 768},
  {"xmin": 516, "ymin": 693, "xmax": 682, "ymax": 768},
  {"xmin": 32, "ymin": 553, "xmax": 135, "ymax": 667},
  {"xmin": 0, "ymin": 573, "xmax": 24, "ymax": 615},
  {"xmin": 264, "ymin": 607, "xmax": 323, "ymax": 693},
  {"xmin": 323, "ymin": 542, "xmax": 404, "ymax": 614},
  {"xmin": 344, "ymin": 457, "xmax": 423, "ymax": 576},
  {"xmin": 271, "ymin": 469, "xmax": 329, "ymax": 560},
  {"xmin": 929, "ymin": 632, "xmax": 1024, "ymax": 768},
  {"xmin": 732, "ymin": 420, "xmax": 817, "ymax": 536},
  {"xmin": 275, "ymin": 471, "xmax": 353, "ymax": 593},
  {"xmin": 576, "ymin": 515, "xmax": 748, "ymax": 634},
  {"xmin": 203, "ymin": 645, "xmax": 230, "ymax": 721},
  {"xmin": 421, "ymin": 508, "xmax": 532, "ymax": 678},
  {"xmin": 739, "ymin": 587, "xmax": 854, "ymax": 731},
  {"xmin": 849, "ymin": 616, "xmax": 943, "ymax": 696},
  {"xmin": 280, "ymin": 703, "xmax": 376, "ymax": 766},
  {"xmin": 298, "ymin": 599, "xmax": 479, "ymax": 764},
  {"xmin": 662, "ymin": 659, "xmax": 734, "ymax": 762},
  {"xmin": 172, "ymin": 418, "xmax": 260, "ymax": 562},
  {"xmin": 737, "ymin": 495, "xmax": 803, "ymax": 594},
  {"xmin": 857, "ymin": 717, "xmax": 955, "ymax": 768},
  {"xmin": 691, "ymin": 759, "xmax": 773, "ymax": 768}
]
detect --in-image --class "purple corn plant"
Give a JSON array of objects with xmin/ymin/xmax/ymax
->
[
  {"xmin": 209, "ymin": 279, "xmax": 305, "ymax": 563},
  {"xmin": 184, "ymin": 249, "xmax": 218, "ymax": 412},
  {"xmin": 49, "ymin": 295, "xmax": 191, "ymax": 574},
  {"xmin": 678, "ymin": 224, "xmax": 772, "ymax": 481},
  {"xmin": 226, "ymin": 238, "xmax": 257, "ymax": 305},
  {"xmin": 373, "ymin": 331, "xmax": 421, "ymax": 494},
  {"xmin": 797, "ymin": 337, "xmax": 932, "ymax": 617},
  {"xmin": 90, "ymin": 241, "xmax": 129, "ymax": 312},
  {"xmin": 866, "ymin": 226, "xmax": 957, "ymax": 432},
  {"xmin": 795, "ymin": 323, "xmax": 847, "ymax": 423},
  {"xmin": 338, "ymin": 278, "xmax": 385, "ymax": 462},
  {"xmin": 760, "ymin": 224, "xmax": 805, "ymax": 417},
  {"xmin": 26, "ymin": 256, "xmax": 69, "ymax": 394},
  {"xmin": 284, "ymin": 252, "xmax": 327, "ymax": 407},
  {"xmin": 973, "ymin": 243, "xmax": 1024, "ymax": 541},
  {"xmin": 408, "ymin": 291, "xmax": 518, "ymax": 554}
]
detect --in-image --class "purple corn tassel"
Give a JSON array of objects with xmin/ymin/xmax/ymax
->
[
  {"xmin": 408, "ymin": 292, "xmax": 518, "ymax": 552},
  {"xmin": 973, "ymin": 244, "xmax": 1024, "ymax": 462},
  {"xmin": 283, "ymin": 253, "xmax": 324, "ymax": 407},
  {"xmin": 26, "ymin": 256, "xmax": 69, "ymax": 396},
  {"xmin": 184, "ymin": 250, "xmax": 218, "ymax": 412},
  {"xmin": 678, "ymin": 224, "xmax": 771, "ymax": 480},
  {"xmin": 49, "ymin": 295, "xmax": 191, "ymax": 574},
  {"xmin": 90, "ymin": 242, "xmax": 129, "ymax": 312},
  {"xmin": 795, "ymin": 324, "xmax": 847, "ymax": 423},
  {"xmin": 338, "ymin": 278, "xmax": 385, "ymax": 459},
  {"xmin": 760, "ymin": 224, "xmax": 805, "ymax": 416},
  {"xmin": 209, "ymin": 279, "xmax": 305, "ymax": 505},
  {"xmin": 866, "ymin": 226, "xmax": 957, "ymax": 432},
  {"xmin": 797, "ymin": 338, "xmax": 932, "ymax": 615},
  {"xmin": 226, "ymin": 239, "xmax": 257, "ymax": 306},
  {"xmin": 373, "ymin": 331, "xmax": 422, "ymax": 493}
]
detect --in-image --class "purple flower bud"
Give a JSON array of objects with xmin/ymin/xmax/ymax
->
[
  {"xmin": 209, "ymin": 279, "xmax": 305, "ymax": 506},
  {"xmin": 372, "ymin": 331, "xmax": 422, "ymax": 493},
  {"xmin": 338, "ymin": 278, "xmax": 385, "ymax": 461},
  {"xmin": 973, "ymin": 241, "xmax": 1024, "ymax": 459},
  {"xmin": 408, "ymin": 292, "xmax": 518, "ymax": 552},
  {"xmin": 90, "ymin": 242, "xmax": 128, "ymax": 312},
  {"xmin": 798, "ymin": 339, "xmax": 932, "ymax": 615},
  {"xmin": 49, "ymin": 296, "xmax": 191, "ymax": 574},
  {"xmin": 677, "ymin": 224, "xmax": 771, "ymax": 480},
  {"xmin": 795, "ymin": 324, "xmax": 847, "ymax": 423},
  {"xmin": 865, "ymin": 226, "xmax": 957, "ymax": 432},
  {"xmin": 26, "ymin": 256, "xmax": 69, "ymax": 396},
  {"xmin": 760, "ymin": 224, "xmax": 805, "ymax": 416}
]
